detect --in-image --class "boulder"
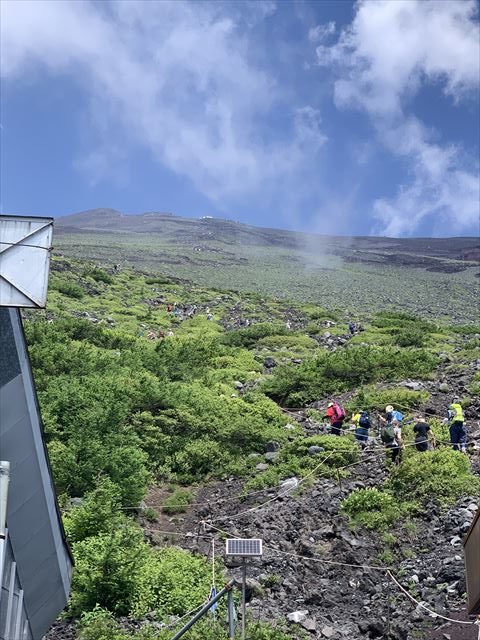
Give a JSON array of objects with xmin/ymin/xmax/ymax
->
[
  {"xmin": 265, "ymin": 441, "xmax": 280, "ymax": 452},
  {"xmin": 308, "ymin": 445, "xmax": 325, "ymax": 456},
  {"xmin": 265, "ymin": 451, "xmax": 279, "ymax": 463},
  {"xmin": 287, "ymin": 610, "xmax": 309, "ymax": 623},
  {"xmin": 280, "ymin": 477, "xmax": 299, "ymax": 496},
  {"xmin": 264, "ymin": 357, "xmax": 277, "ymax": 368}
]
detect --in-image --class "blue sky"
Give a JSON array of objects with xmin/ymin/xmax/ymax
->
[{"xmin": 1, "ymin": 0, "xmax": 479, "ymax": 237}]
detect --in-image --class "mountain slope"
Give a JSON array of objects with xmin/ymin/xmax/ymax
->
[{"xmin": 54, "ymin": 209, "xmax": 480, "ymax": 324}]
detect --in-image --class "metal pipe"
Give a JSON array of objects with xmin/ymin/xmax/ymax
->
[
  {"xmin": 0, "ymin": 461, "xmax": 10, "ymax": 607},
  {"xmin": 170, "ymin": 580, "xmax": 235, "ymax": 640},
  {"xmin": 227, "ymin": 588, "xmax": 235, "ymax": 639},
  {"xmin": 241, "ymin": 560, "xmax": 247, "ymax": 640}
]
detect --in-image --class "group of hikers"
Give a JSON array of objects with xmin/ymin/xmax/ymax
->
[{"xmin": 323, "ymin": 399, "xmax": 467, "ymax": 465}]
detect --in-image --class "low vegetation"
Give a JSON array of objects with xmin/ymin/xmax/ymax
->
[{"xmin": 23, "ymin": 255, "xmax": 480, "ymax": 639}]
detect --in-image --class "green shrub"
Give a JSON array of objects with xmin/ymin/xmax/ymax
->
[
  {"xmin": 53, "ymin": 280, "xmax": 85, "ymax": 299},
  {"xmin": 69, "ymin": 525, "xmax": 148, "ymax": 616},
  {"xmin": 341, "ymin": 488, "xmax": 415, "ymax": 531},
  {"xmin": 245, "ymin": 435, "xmax": 358, "ymax": 492},
  {"xmin": 394, "ymin": 328, "xmax": 425, "ymax": 347},
  {"xmin": 348, "ymin": 387, "xmax": 430, "ymax": 414},
  {"xmin": 145, "ymin": 275, "xmax": 171, "ymax": 285},
  {"xmin": 78, "ymin": 606, "xmax": 128, "ymax": 640},
  {"xmin": 130, "ymin": 547, "xmax": 216, "ymax": 618},
  {"xmin": 263, "ymin": 346, "xmax": 438, "ymax": 406},
  {"xmin": 162, "ymin": 488, "xmax": 194, "ymax": 514},
  {"xmin": 222, "ymin": 323, "xmax": 288, "ymax": 348},
  {"xmin": 85, "ymin": 267, "xmax": 114, "ymax": 284},
  {"xmin": 372, "ymin": 311, "xmax": 436, "ymax": 333},
  {"xmin": 256, "ymin": 334, "xmax": 317, "ymax": 351},
  {"xmin": 449, "ymin": 325, "xmax": 480, "ymax": 335},
  {"xmin": 63, "ymin": 477, "xmax": 123, "ymax": 544},
  {"xmin": 282, "ymin": 435, "xmax": 359, "ymax": 468},
  {"xmin": 388, "ymin": 449, "xmax": 480, "ymax": 506}
]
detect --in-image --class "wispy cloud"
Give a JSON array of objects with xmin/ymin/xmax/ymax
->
[
  {"xmin": 1, "ymin": 0, "xmax": 324, "ymax": 213},
  {"xmin": 316, "ymin": 0, "xmax": 480, "ymax": 236},
  {"xmin": 308, "ymin": 21, "xmax": 336, "ymax": 44}
]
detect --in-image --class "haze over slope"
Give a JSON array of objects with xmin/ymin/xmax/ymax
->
[{"xmin": 55, "ymin": 209, "xmax": 479, "ymax": 324}]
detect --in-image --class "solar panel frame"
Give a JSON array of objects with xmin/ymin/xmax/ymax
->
[{"xmin": 225, "ymin": 538, "xmax": 263, "ymax": 557}]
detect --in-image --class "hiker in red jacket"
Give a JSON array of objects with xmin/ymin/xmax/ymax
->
[{"xmin": 324, "ymin": 401, "xmax": 346, "ymax": 436}]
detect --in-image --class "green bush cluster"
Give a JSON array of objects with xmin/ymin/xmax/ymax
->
[
  {"xmin": 341, "ymin": 488, "xmax": 415, "ymax": 532},
  {"xmin": 388, "ymin": 449, "xmax": 480, "ymax": 507},
  {"xmin": 65, "ymin": 483, "xmax": 217, "ymax": 619},
  {"xmin": 84, "ymin": 267, "xmax": 114, "ymax": 284},
  {"xmin": 78, "ymin": 608, "xmax": 301, "ymax": 640},
  {"xmin": 222, "ymin": 323, "xmax": 289, "ymax": 348},
  {"xmin": 51, "ymin": 279, "xmax": 85, "ymax": 299},
  {"xmin": 245, "ymin": 435, "xmax": 358, "ymax": 492},
  {"xmin": 263, "ymin": 346, "xmax": 438, "ymax": 406},
  {"xmin": 372, "ymin": 311, "xmax": 436, "ymax": 333},
  {"xmin": 348, "ymin": 386, "xmax": 430, "ymax": 414},
  {"xmin": 342, "ymin": 449, "xmax": 480, "ymax": 533},
  {"xmin": 162, "ymin": 488, "xmax": 194, "ymax": 514}
]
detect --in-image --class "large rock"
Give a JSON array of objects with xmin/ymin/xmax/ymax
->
[
  {"xmin": 265, "ymin": 451, "xmax": 279, "ymax": 463},
  {"xmin": 308, "ymin": 445, "xmax": 325, "ymax": 456},
  {"xmin": 279, "ymin": 477, "xmax": 299, "ymax": 496},
  {"xmin": 287, "ymin": 610, "xmax": 309, "ymax": 623},
  {"xmin": 264, "ymin": 357, "xmax": 277, "ymax": 368},
  {"xmin": 265, "ymin": 441, "xmax": 280, "ymax": 452}
]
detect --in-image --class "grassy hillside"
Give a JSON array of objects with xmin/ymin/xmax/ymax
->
[
  {"xmin": 54, "ymin": 209, "xmax": 480, "ymax": 324},
  {"xmin": 26, "ymin": 255, "xmax": 480, "ymax": 640}
]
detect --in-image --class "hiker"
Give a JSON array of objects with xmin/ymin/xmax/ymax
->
[
  {"xmin": 413, "ymin": 416, "xmax": 435, "ymax": 452},
  {"xmin": 348, "ymin": 321, "xmax": 356, "ymax": 335},
  {"xmin": 447, "ymin": 398, "xmax": 467, "ymax": 453},
  {"xmin": 324, "ymin": 401, "xmax": 346, "ymax": 436},
  {"xmin": 353, "ymin": 410, "xmax": 371, "ymax": 449},
  {"xmin": 380, "ymin": 406, "xmax": 403, "ymax": 465}
]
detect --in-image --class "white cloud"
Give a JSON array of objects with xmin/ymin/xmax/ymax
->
[
  {"xmin": 308, "ymin": 22, "xmax": 335, "ymax": 44},
  {"xmin": 294, "ymin": 106, "xmax": 327, "ymax": 150},
  {"xmin": 317, "ymin": 0, "xmax": 480, "ymax": 235},
  {"xmin": 0, "ymin": 0, "xmax": 322, "ymax": 209}
]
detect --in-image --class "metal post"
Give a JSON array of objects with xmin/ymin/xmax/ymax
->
[
  {"xmin": 170, "ymin": 580, "xmax": 235, "ymax": 640},
  {"xmin": 4, "ymin": 561, "xmax": 16, "ymax": 639},
  {"xmin": 227, "ymin": 588, "xmax": 235, "ymax": 639},
  {"xmin": 0, "ymin": 461, "xmax": 10, "ymax": 607},
  {"xmin": 386, "ymin": 574, "xmax": 391, "ymax": 639},
  {"xmin": 14, "ymin": 589, "xmax": 24, "ymax": 639},
  {"xmin": 241, "ymin": 560, "xmax": 247, "ymax": 640}
]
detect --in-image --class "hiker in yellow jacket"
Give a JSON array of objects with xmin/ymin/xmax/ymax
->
[{"xmin": 448, "ymin": 398, "xmax": 466, "ymax": 453}]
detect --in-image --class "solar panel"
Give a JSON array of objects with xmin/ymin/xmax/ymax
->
[{"xmin": 225, "ymin": 538, "xmax": 263, "ymax": 557}]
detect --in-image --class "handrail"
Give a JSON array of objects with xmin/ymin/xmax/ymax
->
[{"xmin": 170, "ymin": 579, "xmax": 236, "ymax": 640}]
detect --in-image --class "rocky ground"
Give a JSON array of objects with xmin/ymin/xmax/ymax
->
[{"xmin": 135, "ymin": 445, "xmax": 479, "ymax": 640}]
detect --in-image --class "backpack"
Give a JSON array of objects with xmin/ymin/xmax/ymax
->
[
  {"xmin": 381, "ymin": 424, "xmax": 395, "ymax": 444},
  {"xmin": 332, "ymin": 403, "xmax": 345, "ymax": 421},
  {"xmin": 359, "ymin": 411, "xmax": 371, "ymax": 429},
  {"xmin": 392, "ymin": 410, "xmax": 403, "ymax": 422}
]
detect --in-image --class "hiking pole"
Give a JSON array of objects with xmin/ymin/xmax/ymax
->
[{"xmin": 170, "ymin": 580, "xmax": 235, "ymax": 640}]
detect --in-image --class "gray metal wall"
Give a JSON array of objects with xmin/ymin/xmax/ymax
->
[
  {"xmin": 1, "ymin": 538, "xmax": 32, "ymax": 640},
  {"xmin": 0, "ymin": 309, "xmax": 73, "ymax": 639}
]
